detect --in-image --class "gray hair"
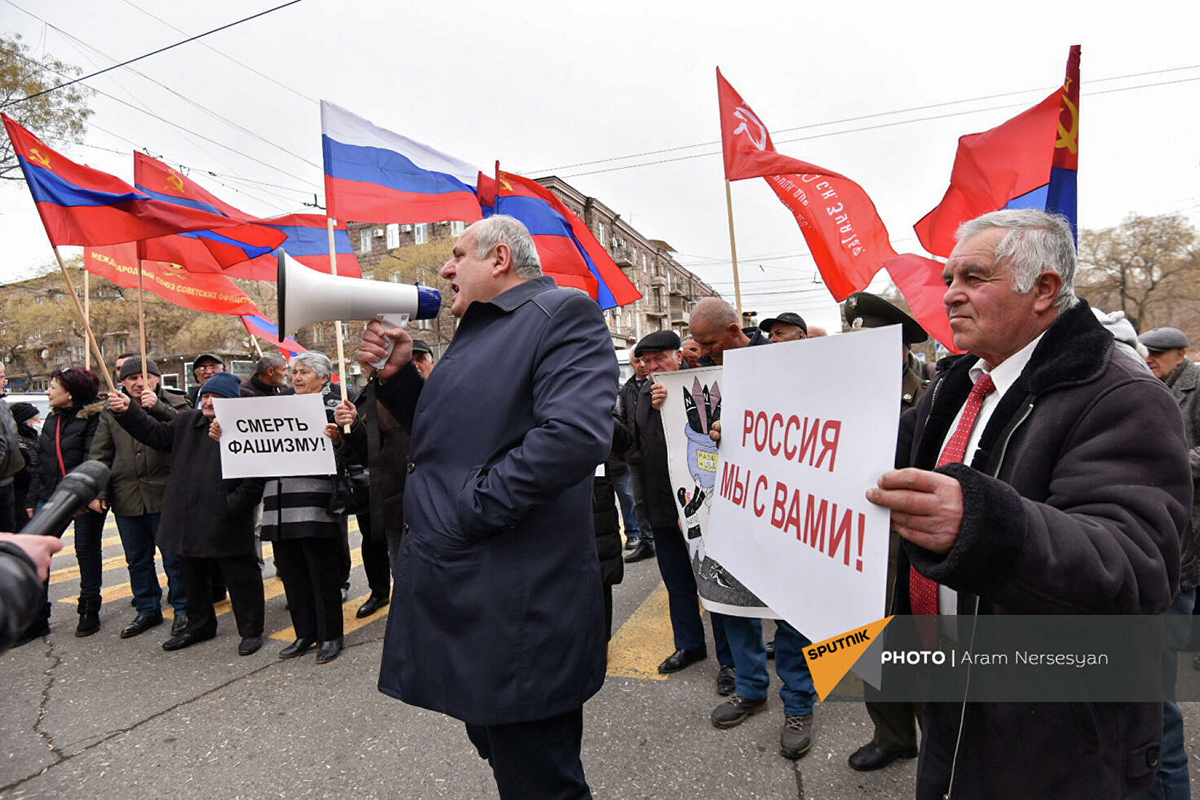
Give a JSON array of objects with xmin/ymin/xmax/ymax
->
[
  {"xmin": 290, "ymin": 351, "xmax": 332, "ymax": 382},
  {"xmin": 691, "ymin": 297, "xmax": 739, "ymax": 329},
  {"xmin": 470, "ymin": 215, "xmax": 542, "ymax": 279},
  {"xmin": 956, "ymin": 209, "xmax": 1078, "ymax": 309},
  {"xmin": 256, "ymin": 353, "xmax": 286, "ymax": 376}
]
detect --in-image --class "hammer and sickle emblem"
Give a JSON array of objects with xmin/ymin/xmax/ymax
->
[
  {"xmin": 499, "ymin": 177, "xmax": 513, "ymax": 192},
  {"xmin": 1055, "ymin": 78, "xmax": 1078, "ymax": 154},
  {"xmin": 166, "ymin": 170, "xmax": 185, "ymax": 193},
  {"xmin": 161, "ymin": 263, "xmax": 186, "ymax": 279},
  {"xmin": 29, "ymin": 147, "xmax": 51, "ymax": 168},
  {"xmin": 732, "ymin": 107, "xmax": 768, "ymax": 151}
]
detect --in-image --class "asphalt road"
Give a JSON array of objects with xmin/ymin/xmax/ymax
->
[{"xmin": 2, "ymin": 518, "xmax": 1198, "ymax": 799}]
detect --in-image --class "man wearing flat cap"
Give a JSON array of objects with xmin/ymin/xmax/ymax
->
[
  {"xmin": 1138, "ymin": 325, "xmax": 1200, "ymax": 797},
  {"xmin": 759, "ymin": 311, "xmax": 808, "ymax": 343},
  {"xmin": 410, "ymin": 339, "xmax": 436, "ymax": 379},
  {"xmin": 187, "ymin": 353, "xmax": 225, "ymax": 408},
  {"xmin": 625, "ymin": 329, "xmax": 717, "ymax": 678},
  {"xmin": 91, "ymin": 356, "xmax": 190, "ymax": 639},
  {"xmin": 842, "ymin": 292, "xmax": 931, "ymax": 772}
]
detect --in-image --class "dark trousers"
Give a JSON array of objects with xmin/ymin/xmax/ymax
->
[
  {"xmin": 0, "ymin": 482, "xmax": 15, "ymax": 532},
  {"xmin": 274, "ymin": 538, "xmax": 345, "ymax": 641},
  {"xmin": 652, "ymin": 524, "xmax": 704, "ymax": 652},
  {"xmin": 356, "ymin": 514, "xmax": 391, "ymax": 598},
  {"xmin": 866, "ymin": 698, "xmax": 921, "ymax": 752},
  {"xmin": 115, "ymin": 512, "xmax": 187, "ymax": 615},
  {"xmin": 72, "ymin": 509, "xmax": 107, "ymax": 605},
  {"xmin": 464, "ymin": 707, "xmax": 591, "ymax": 800},
  {"xmin": 179, "ymin": 554, "xmax": 263, "ymax": 638}
]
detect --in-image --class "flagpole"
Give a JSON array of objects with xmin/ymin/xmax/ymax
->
[
  {"xmin": 326, "ymin": 217, "xmax": 350, "ymax": 432},
  {"xmin": 249, "ymin": 332, "xmax": 264, "ymax": 360},
  {"xmin": 136, "ymin": 263, "xmax": 149, "ymax": 385},
  {"xmin": 724, "ymin": 179, "xmax": 744, "ymax": 321},
  {"xmin": 83, "ymin": 266, "xmax": 91, "ymax": 371},
  {"xmin": 53, "ymin": 247, "xmax": 117, "ymax": 393}
]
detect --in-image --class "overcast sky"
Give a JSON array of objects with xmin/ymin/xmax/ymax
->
[{"xmin": 3, "ymin": 0, "xmax": 1199, "ymax": 333}]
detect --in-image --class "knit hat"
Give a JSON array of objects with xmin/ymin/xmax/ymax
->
[
  {"xmin": 199, "ymin": 371, "xmax": 242, "ymax": 399},
  {"xmin": 8, "ymin": 402, "xmax": 39, "ymax": 425},
  {"xmin": 117, "ymin": 357, "xmax": 161, "ymax": 382}
]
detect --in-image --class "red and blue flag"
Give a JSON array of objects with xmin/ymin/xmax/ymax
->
[
  {"xmin": 2, "ymin": 114, "xmax": 276, "ymax": 250},
  {"xmin": 241, "ymin": 314, "xmax": 306, "ymax": 357},
  {"xmin": 253, "ymin": 213, "xmax": 362, "ymax": 278},
  {"xmin": 133, "ymin": 152, "xmax": 287, "ymax": 277},
  {"xmin": 914, "ymin": 45, "xmax": 1081, "ymax": 257},
  {"xmin": 321, "ymin": 101, "xmax": 482, "ymax": 226},
  {"xmin": 477, "ymin": 170, "xmax": 642, "ymax": 310}
]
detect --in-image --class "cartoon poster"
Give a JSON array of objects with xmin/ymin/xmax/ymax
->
[{"xmin": 657, "ymin": 367, "xmax": 773, "ymax": 618}]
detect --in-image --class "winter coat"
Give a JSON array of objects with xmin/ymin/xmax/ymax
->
[
  {"xmin": 375, "ymin": 276, "xmax": 617, "ymax": 726},
  {"xmin": 897, "ymin": 301, "xmax": 1191, "ymax": 800},
  {"xmin": 343, "ymin": 381, "xmax": 410, "ymax": 543},
  {"xmin": 1164, "ymin": 358, "xmax": 1200, "ymax": 592},
  {"xmin": 12, "ymin": 423, "xmax": 40, "ymax": 520},
  {"xmin": 89, "ymin": 389, "xmax": 189, "ymax": 516},
  {"xmin": 113, "ymin": 404, "xmax": 263, "ymax": 558},
  {"xmin": 27, "ymin": 401, "xmax": 105, "ymax": 508},
  {"xmin": 239, "ymin": 374, "xmax": 286, "ymax": 398},
  {"xmin": 593, "ymin": 474, "xmax": 623, "ymax": 590},
  {"xmin": 0, "ymin": 541, "xmax": 41, "ymax": 654}
]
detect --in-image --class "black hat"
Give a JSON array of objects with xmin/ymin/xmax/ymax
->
[
  {"xmin": 760, "ymin": 312, "xmax": 808, "ymax": 336},
  {"xmin": 199, "ymin": 371, "xmax": 242, "ymax": 399},
  {"xmin": 634, "ymin": 330, "xmax": 682, "ymax": 358},
  {"xmin": 411, "ymin": 339, "xmax": 433, "ymax": 357},
  {"xmin": 844, "ymin": 292, "xmax": 928, "ymax": 345},
  {"xmin": 192, "ymin": 353, "xmax": 224, "ymax": 372},
  {"xmin": 9, "ymin": 402, "xmax": 39, "ymax": 425},
  {"xmin": 117, "ymin": 357, "xmax": 161, "ymax": 382},
  {"xmin": 1139, "ymin": 327, "xmax": 1189, "ymax": 352}
]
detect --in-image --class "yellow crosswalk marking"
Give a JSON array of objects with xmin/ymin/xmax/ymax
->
[{"xmin": 605, "ymin": 582, "xmax": 674, "ymax": 680}]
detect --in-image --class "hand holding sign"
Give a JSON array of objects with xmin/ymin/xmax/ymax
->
[{"xmin": 867, "ymin": 468, "xmax": 964, "ymax": 555}]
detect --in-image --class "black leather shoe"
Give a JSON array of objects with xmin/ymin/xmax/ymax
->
[
  {"xmin": 340, "ymin": 585, "xmax": 350, "ymax": 604},
  {"xmin": 658, "ymin": 647, "xmax": 707, "ymax": 674},
  {"xmin": 162, "ymin": 630, "xmax": 215, "ymax": 651},
  {"xmin": 14, "ymin": 620, "xmax": 50, "ymax": 647},
  {"xmin": 624, "ymin": 539, "xmax": 655, "ymax": 564},
  {"xmin": 170, "ymin": 613, "xmax": 188, "ymax": 636},
  {"xmin": 316, "ymin": 638, "xmax": 343, "ymax": 664},
  {"xmin": 847, "ymin": 742, "xmax": 918, "ymax": 772},
  {"xmin": 278, "ymin": 638, "xmax": 316, "ymax": 658},
  {"xmin": 120, "ymin": 613, "xmax": 164, "ymax": 639},
  {"xmin": 716, "ymin": 665, "xmax": 737, "ymax": 696},
  {"xmin": 355, "ymin": 594, "xmax": 389, "ymax": 619},
  {"xmin": 623, "ymin": 538, "xmax": 639, "ymax": 551},
  {"xmin": 238, "ymin": 636, "xmax": 262, "ymax": 656}
]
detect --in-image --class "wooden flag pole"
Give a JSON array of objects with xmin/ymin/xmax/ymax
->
[
  {"xmin": 724, "ymin": 179, "xmax": 744, "ymax": 321},
  {"xmin": 326, "ymin": 217, "xmax": 351, "ymax": 431},
  {"xmin": 136, "ymin": 262, "xmax": 149, "ymax": 385},
  {"xmin": 83, "ymin": 267, "xmax": 91, "ymax": 371},
  {"xmin": 53, "ymin": 247, "xmax": 116, "ymax": 393}
]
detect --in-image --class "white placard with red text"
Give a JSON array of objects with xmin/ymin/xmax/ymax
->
[
  {"xmin": 212, "ymin": 394, "xmax": 336, "ymax": 479},
  {"xmin": 706, "ymin": 326, "xmax": 900, "ymax": 643}
]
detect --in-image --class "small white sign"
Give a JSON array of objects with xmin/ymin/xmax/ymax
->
[
  {"xmin": 213, "ymin": 394, "xmax": 336, "ymax": 479},
  {"xmin": 706, "ymin": 327, "xmax": 901, "ymax": 643}
]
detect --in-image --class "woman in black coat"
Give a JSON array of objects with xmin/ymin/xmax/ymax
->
[{"xmin": 25, "ymin": 368, "xmax": 106, "ymax": 638}]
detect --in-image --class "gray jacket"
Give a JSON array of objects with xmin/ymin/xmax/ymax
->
[{"xmin": 1165, "ymin": 358, "xmax": 1200, "ymax": 592}]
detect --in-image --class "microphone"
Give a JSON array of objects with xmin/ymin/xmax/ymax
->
[{"xmin": 24, "ymin": 461, "xmax": 111, "ymax": 538}]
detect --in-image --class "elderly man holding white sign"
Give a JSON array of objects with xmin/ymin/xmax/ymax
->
[{"xmin": 868, "ymin": 210, "xmax": 1191, "ymax": 799}]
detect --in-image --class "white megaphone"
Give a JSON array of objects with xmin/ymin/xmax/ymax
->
[{"xmin": 277, "ymin": 250, "xmax": 442, "ymax": 368}]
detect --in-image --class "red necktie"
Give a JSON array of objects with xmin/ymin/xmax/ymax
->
[{"xmin": 909, "ymin": 373, "xmax": 996, "ymax": 616}]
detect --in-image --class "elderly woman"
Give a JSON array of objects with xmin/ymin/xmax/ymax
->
[
  {"xmin": 25, "ymin": 367, "xmax": 106, "ymax": 638},
  {"xmin": 262, "ymin": 351, "xmax": 349, "ymax": 664}
]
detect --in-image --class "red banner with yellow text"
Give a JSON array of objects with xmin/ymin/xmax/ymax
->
[{"xmin": 86, "ymin": 243, "xmax": 261, "ymax": 317}]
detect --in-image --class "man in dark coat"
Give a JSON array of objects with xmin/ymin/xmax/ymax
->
[
  {"xmin": 90, "ymin": 357, "xmax": 191, "ymax": 639},
  {"xmin": 869, "ymin": 209, "xmax": 1192, "ymax": 799},
  {"xmin": 107, "ymin": 371, "xmax": 265, "ymax": 657},
  {"xmin": 358, "ymin": 215, "xmax": 616, "ymax": 800},
  {"xmin": 239, "ymin": 353, "xmax": 288, "ymax": 398}
]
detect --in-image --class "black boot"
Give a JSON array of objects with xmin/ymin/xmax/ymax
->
[{"xmin": 75, "ymin": 597, "xmax": 101, "ymax": 638}]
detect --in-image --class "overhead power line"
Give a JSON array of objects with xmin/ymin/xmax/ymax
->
[{"xmin": 0, "ymin": 0, "xmax": 307, "ymax": 107}]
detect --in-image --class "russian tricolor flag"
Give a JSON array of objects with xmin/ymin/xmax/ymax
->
[
  {"xmin": 321, "ymin": 101, "xmax": 482, "ymax": 225},
  {"xmin": 241, "ymin": 314, "xmax": 306, "ymax": 357},
  {"xmin": 253, "ymin": 214, "xmax": 362, "ymax": 279}
]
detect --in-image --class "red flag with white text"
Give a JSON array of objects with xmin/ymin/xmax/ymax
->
[
  {"xmin": 716, "ymin": 69, "xmax": 895, "ymax": 300},
  {"xmin": 85, "ymin": 243, "xmax": 261, "ymax": 317}
]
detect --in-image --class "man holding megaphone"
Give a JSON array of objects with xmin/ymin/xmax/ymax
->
[{"xmin": 356, "ymin": 215, "xmax": 617, "ymax": 800}]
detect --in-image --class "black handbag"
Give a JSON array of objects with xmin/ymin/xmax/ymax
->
[{"xmin": 329, "ymin": 463, "xmax": 371, "ymax": 516}]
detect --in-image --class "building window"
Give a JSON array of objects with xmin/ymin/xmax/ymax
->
[
  {"xmin": 597, "ymin": 221, "xmax": 607, "ymax": 246},
  {"xmin": 386, "ymin": 224, "xmax": 400, "ymax": 249},
  {"xmin": 414, "ymin": 223, "xmax": 429, "ymax": 245},
  {"xmin": 360, "ymin": 229, "xmax": 373, "ymax": 253},
  {"xmin": 450, "ymin": 220, "xmax": 466, "ymax": 236}
]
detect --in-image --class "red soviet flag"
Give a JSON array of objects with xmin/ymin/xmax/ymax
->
[
  {"xmin": 85, "ymin": 243, "xmax": 262, "ymax": 317},
  {"xmin": 883, "ymin": 253, "xmax": 960, "ymax": 353},
  {"xmin": 717, "ymin": 69, "xmax": 895, "ymax": 300}
]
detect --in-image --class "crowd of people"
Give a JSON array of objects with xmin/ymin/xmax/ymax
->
[{"xmin": 1, "ymin": 209, "xmax": 1196, "ymax": 798}]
